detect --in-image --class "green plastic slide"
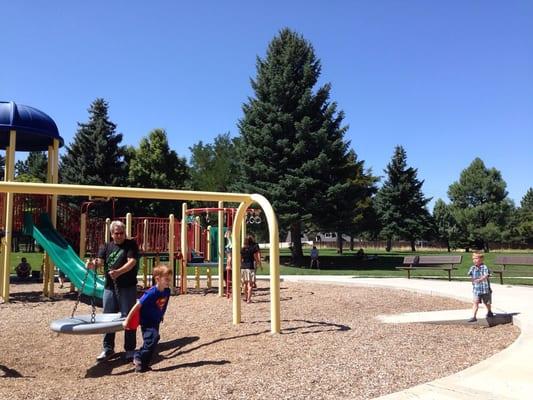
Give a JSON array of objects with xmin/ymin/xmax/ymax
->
[{"xmin": 23, "ymin": 213, "xmax": 104, "ymax": 299}]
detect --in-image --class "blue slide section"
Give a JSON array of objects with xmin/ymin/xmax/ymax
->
[{"xmin": 23, "ymin": 213, "xmax": 104, "ymax": 299}]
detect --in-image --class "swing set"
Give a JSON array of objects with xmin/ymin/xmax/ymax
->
[{"xmin": 0, "ymin": 181, "xmax": 282, "ymax": 334}]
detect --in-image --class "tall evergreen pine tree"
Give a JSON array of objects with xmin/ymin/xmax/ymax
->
[
  {"xmin": 237, "ymin": 28, "xmax": 372, "ymax": 260},
  {"xmin": 61, "ymin": 98, "xmax": 126, "ymax": 187},
  {"xmin": 375, "ymin": 146, "xmax": 432, "ymax": 251}
]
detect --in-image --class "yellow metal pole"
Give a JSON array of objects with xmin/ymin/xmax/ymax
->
[
  {"xmin": 241, "ymin": 216, "xmax": 246, "ymax": 247},
  {"xmin": 194, "ymin": 216, "xmax": 200, "ymax": 252},
  {"xmin": 0, "ymin": 144, "xmax": 10, "ymax": 300},
  {"xmin": 0, "ymin": 147, "xmax": 6, "ymax": 300},
  {"xmin": 168, "ymin": 214, "xmax": 175, "ymax": 289},
  {"xmin": 79, "ymin": 213, "xmax": 87, "ymax": 259},
  {"xmin": 251, "ymin": 194, "xmax": 281, "ymax": 334},
  {"xmin": 0, "ymin": 181, "xmax": 251, "ymax": 203},
  {"xmin": 194, "ymin": 266, "xmax": 200, "ymax": 289},
  {"xmin": 105, "ymin": 218, "xmax": 111, "ymax": 243},
  {"xmin": 218, "ymin": 201, "xmax": 224, "ymax": 297},
  {"xmin": 77, "ymin": 211, "xmax": 87, "ymax": 293},
  {"xmin": 143, "ymin": 219, "xmax": 148, "ymax": 287},
  {"xmin": 0, "ymin": 236, "xmax": 4, "ymax": 300},
  {"xmin": 232, "ymin": 199, "xmax": 253, "ymax": 325},
  {"xmin": 43, "ymin": 254, "xmax": 50, "ymax": 297},
  {"xmin": 126, "ymin": 212, "xmax": 132, "ymax": 238},
  {"xmin": 42, "ymin": 145, "xmax": 53, "ymax": 296},
  {"xmin": 1, "ymin": 131, "xmax": 16, "ymax": 301},
  {"xmin": 48, "ymin": 139, "xmax": 59, "ymax": 296},
  {"xmin": 206, "ymin": 267, "xmax": 211, "ymax": 289},
  {"xmin": 181, "ymin": 203, "xmax": 188, "ymax": 294},
  {"xmin": 206, "ymin": 226, "xmax": 211, "ymax": 262}
]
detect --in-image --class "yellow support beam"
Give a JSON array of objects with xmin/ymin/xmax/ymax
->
[
  {"xmin": 218, "ymin": 201, "xmax": 224, "ymax": 297},
  {"xmin": 1, "ymin": 131, "xmax": 16, "ymax": 300},
  {"xmin": 168, "ymin": 214, "xmax": 175, "ymax": 289},
  {"xmin": 181, "ymin": 203, "xmax": 188, "ymax": 294},
  {"xmin": 0, "ymin": 181, "xmax": 250, "ymax": 203},
  {"xmin": 231, "ymin": 199, "xmax": 253, "ymax": 325}
]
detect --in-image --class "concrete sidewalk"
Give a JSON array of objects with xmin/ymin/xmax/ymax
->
[{"xmin": 282, "ymin": 276, "xmax": 532, "ymax": 400}]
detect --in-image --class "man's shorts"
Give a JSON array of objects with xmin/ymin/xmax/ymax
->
[
  {"xmin": 241, "ymin": 268, "xmax": 255, "ymax": 283},
  {"xmin": 474, "ymin": 292, "xmax": 492, "ymax": 305}
]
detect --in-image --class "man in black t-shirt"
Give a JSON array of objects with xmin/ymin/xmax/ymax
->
[{"xmin": 94, "ymin": 221, "xmax": 139, "ymax": 363}]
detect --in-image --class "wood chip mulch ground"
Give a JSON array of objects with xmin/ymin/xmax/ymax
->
[{"xmin": 0, "ymin": 280, "xmax": 519, "ymax": 400}]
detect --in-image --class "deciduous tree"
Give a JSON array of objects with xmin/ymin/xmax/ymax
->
[
  {"xmin": 189, "ymin": 132, "xmax": 239, "ymax": 192},
  {"xmin": 127, "ymin": 128, "xmax": 189, "ymax": 215},
  {"xmin": 447, "ymin": 158, "xmax": 513, "ymax": 251}
]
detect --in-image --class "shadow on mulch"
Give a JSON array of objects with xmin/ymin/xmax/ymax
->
[
  {"xmin": 84, "ymin": 336, "xmax": 203, "ymax": 378},
  {"xmin": 7, "ymin": 291, "xmax": 68, "ymax": 304},
  {"xmin": 7, "ymin": 291, "xmax": 102, "ymax": 307},
  {"xmin": 182, "ymin": 285, "xmax": 290, "ymax": 297},
  {"xmin": 84, "ymin": 353, "xmax": 130, "ymax": 378},
  {"xmin": 154, "ymin": 359, "xmax": 230, "ymax": 372},
  {"xmin": 251, "ymin": 318, "xmax": 351, "ymax": 334},
  {"xmin": 252, "ymin": 286, "xmax": 313, "ymax": 303},
  {"xmin": 0, "ymin": 365, "xmax": 24, "ymax": 378},
  {"xmin": 83, "ymin": 303, "xmax": 348, "ymax": 377}
]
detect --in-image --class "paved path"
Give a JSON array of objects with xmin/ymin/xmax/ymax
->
[{"xmin": 281, "ymin": 276, "xmax": 532, "ymax": 400}]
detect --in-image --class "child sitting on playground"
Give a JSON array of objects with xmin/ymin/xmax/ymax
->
[
  {"xmin": 123, "ymin": 264, "xmax": 172, "ymax": 372},
  {"xmin": 15, "ymin": 257, "xmax": 32, "ymax": 280}
]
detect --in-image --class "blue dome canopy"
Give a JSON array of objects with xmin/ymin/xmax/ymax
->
[{"xmin": 0, "ymin": 101, "xmax": 64, "ymax": 151}]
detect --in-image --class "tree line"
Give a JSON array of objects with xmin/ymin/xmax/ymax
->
[{"xmin": 7, "ymin": 29, "xmax": 532, "ymax": 257}]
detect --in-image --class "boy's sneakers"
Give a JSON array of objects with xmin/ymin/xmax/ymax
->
[
  {"xmin": 133, "ymin": 358, "xmax": 151, "ymax": 373},
  {"xmin": 467, "ymin": 317, "xmax": 477, "ymax": 323},
  {"xmin": 486, "ymin": 311, "xmax": 495, "ymax": 318},
  {"xmin": 133, "ymin": 358, "xmax": 142, "ymax": 372},
  {"xmin": 96, "ymin": 349, "xmax": 115, "ymax": 362}
]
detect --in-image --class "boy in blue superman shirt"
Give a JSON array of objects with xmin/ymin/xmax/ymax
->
[{"xmin": 123, "ymin": 264, "xmax": 172, "ymax": 372}]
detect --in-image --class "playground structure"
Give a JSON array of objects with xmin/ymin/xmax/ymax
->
[
  {"xmin": 0, "ymin": 195, "xmax": 258, "ymax": 295},
  {"xmin": 0, "ymin": 101, "xmax": 281, "ymax": 333}
]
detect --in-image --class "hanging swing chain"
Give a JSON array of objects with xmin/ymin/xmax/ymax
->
[
  {"xmin": 71, "ymin": 261, "xmax": 98, "ymax": 322},
  {"xmin": 91, "ymin": 265, "xmax": 97, "ymax": 323},
  {"xmin": 71, "ymin": 263, "xmax": 91, "ymax": 319}
]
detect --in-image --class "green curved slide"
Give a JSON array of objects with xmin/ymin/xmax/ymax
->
[{"xmin": 23, "ymin": 213, "xmax": 104, "ymax": 299}]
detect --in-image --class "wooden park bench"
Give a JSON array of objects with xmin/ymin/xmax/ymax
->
[
  {"xmin": 492, "ymin": 255, "xmax": 533, "ymax": 284},
  {"xmin": 397, "ymin": 255, "xmax": 462, "ymax": 281}
]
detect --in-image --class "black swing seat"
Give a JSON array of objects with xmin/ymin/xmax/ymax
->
[{"xmin": 50, "ymin": 313, "xmax": 125, "ymax": 335}]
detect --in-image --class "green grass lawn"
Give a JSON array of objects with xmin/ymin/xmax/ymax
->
[{"xmin": 8, "ymin": 248, "xmax": 533, "ymax": 286}]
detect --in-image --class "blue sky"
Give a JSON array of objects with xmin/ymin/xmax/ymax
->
[{"xmin": 2, "ymin": 1, "xmax": 532, "ymax": 209}]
